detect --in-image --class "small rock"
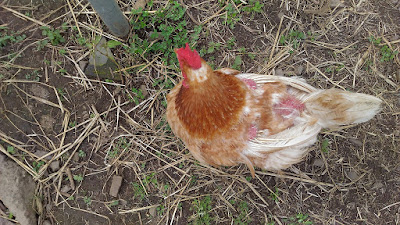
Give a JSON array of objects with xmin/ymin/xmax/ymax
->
[
  {"xmin": 42, "ymin": 220, "xmax": 52, "ymax": 225},
  {"xmin": 294, "ymin": 65, "xmax": 304, "ymax": 75},
  {"xmin": 139, "ymin": 84, "xmax": 149, "ymax": 99},
  {"xmin": 330, "ymin": 0, "xmax": 342, "ymax": 8},
  {"xmin": 40, "ymin": 115, "xmax": 56, "ymax": 132},
  {"xmin": 346, "ymin": 169, "xmax": 359, "ymax": 181},
  {"xmin": 277, "ymin": 12, "xmax": 284, "ymax": 20},
  {"xmin": 119, "ymin": 199, "xmax": 128, "ymax": 206},
  {"xmin": 275, "ymin": 68, "xmax": 284, "ymax": 76},
  {"xmin": 347, "ymin": 202, "xmax": 356, "ymax": 210},
  {"xmin": 46, "ymin": 203, "xmax": 52, "ymax": 213},
  {"xmin": 0, "ymin": 218, "xmax": 14, "ymax": 225},
  {"xmin": 149, "ymin": 206, "xmax": 156, "ymax": 217},
  {"xmin": 372, "ymin": 181, "xmax": 384, "ymax": 190},
  {"xmin": 34, "ymin": 150, "xmax": 52, "ymax": 160},
  {"xmin": 72, "ymin": 152, "xmax": 80, "ymax": 162},
  {"xmin": 349, "ymin": 138, "xmax": 363, "ymax": 147},
  {"xmin": 30, "ymin": 84, "xmax": 50, "ymax": 100},
  {"xmin": 49, "ymin": 160, "xmax": 60, "ymax": 172},
  {"xmin": 60, "ymin": 185, "xmax": 71, "ymax": 193},
  {"xmin": 109, "ymin": 175, "xmax": 123, "ymax": 197},
  {"xmin": 79, "ymin": 61, "xmax": 88, "ymax": 71},
  {"xmin": 312, "ymin": 158, "xmax": 325, "ymax": 167}
]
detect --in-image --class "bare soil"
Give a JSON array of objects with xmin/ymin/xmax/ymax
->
[{"xmin": 0, "ymin": 0, "xmax": 399, "ymax": 224}]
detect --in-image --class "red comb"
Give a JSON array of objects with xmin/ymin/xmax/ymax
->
[{"xmin": 176, "ymin": 43, "xmax": 201, "ymax": 69}]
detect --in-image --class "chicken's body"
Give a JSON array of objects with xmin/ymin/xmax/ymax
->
[{"xmin": 167, "ymin": 44, "xmax": 382, "ymax": 176}]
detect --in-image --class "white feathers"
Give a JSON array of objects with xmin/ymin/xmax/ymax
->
[{"xmin": 237, "ymin": 73, "xmax": 381, "ymax": 171}]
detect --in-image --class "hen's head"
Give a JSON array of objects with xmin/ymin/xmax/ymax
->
[{"xmin": 175, "ymin": 43, "xmax": 212, "ymax": 88}]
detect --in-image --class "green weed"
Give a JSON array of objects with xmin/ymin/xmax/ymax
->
[
  {"xmin": 286, "ymin": 213, "xmax": 313, "ymax": 225},
  {"xmin": 321, "ymin": 138, "xmax": 330, "ymax": 153},
  {"xmin": 369, "ymin": 36, "xmax": 398, "ymax": 62},
  {"xmin": 25, "ymin": 70, "xmax": 40, "ymax": 81},
  {"xmin": 7, "ymin": 145, "xmax": 15, "ymax": 154},
  {"xmin": 128, "ymin": 1, "xmax": 201, "ymax": 71},
  {"xmin": 279, "ymin": 30, "xmax": 306, "ymax": 52},
  {"xmin": 191, "ymin": 195, "xmax": 213, "ymax": 225},
  {"xmin": 40, "ymin": 26, "xmax": 65, "ymax": 45},
  {"xmin": 0, "ymin": 26, "xmax": 26, "ymax": 48},
  {"xmin": 78, "ymin": 150, "xmax": 86, "ymax": 158},
  {"xmin": 107, "ymin": 137, "xmax": 130, "ymax": 159},
  {"xmin": 32, "ymin": 161, "xmax": 44, "ymax": 173},
  {"xmin": 73, "ymin": 174, "xmax": 84, "ymax": 182},
  {"xmin": 234, "ymin": 200, "xmax": 252, "ymax": 225},
  {"xmin": 270, "ymin": 187, "xmax": 279, "ymax": 202},
  {"xmin": 131, "ymin": 182, "xmax": 146, "ymax": 200},
  {"xmin": 83, "ymin": 196, "xmax": 92, "ymax": 206},
  {"xmin": 130, "ymin": 87, "xmax": 145, "ymax": 105}
]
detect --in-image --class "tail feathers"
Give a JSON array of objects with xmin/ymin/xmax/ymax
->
[{"xmin": 305, "ymin": 89, "xmax": 382, "ymax": 128}]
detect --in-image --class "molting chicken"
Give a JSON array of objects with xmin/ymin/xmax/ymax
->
[{"xmin": 166, "ymin": 43, "xmax": 381, "ymax": 177}]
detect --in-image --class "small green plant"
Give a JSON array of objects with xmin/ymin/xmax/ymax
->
[
  {"xmin": 234, "ymin": 201, "xmax": 252, "ymax": 225},
  {"xmin": 232, "ymin": 55, "xmax": 242, "ymax": 70},
  {"xmin": 32, "ymin": 161, "xmax": 44, "ymax": 173},
  {"xmin": 25, "ymin": 70, "xmax": 40, "ymax": 81},
  {"xmin": 73, "ymin": 174, "xmax": 84, "ymax": 182},
  {"xmin": 270, "ymin": 187, "xmax": 279, "ymax": 202},
  {"xmin": 108, "ymin": 200, "xmax": 119, "ymax": 207},
  {"xmin": 279, "ymin": 30, "xmax": 306, "ymax": 52},
  {"xmin": 130, "ymin": 87, "xmax": 145, "ymax": 105},
  {"xmin": 69, "ymin": 121, "xmax": 76, "ymax": 128},
  {"xmin": 242, "ymin": 0, "xmax": 264, "ymax": 15},
  {"xmin": 40, "ymin": 26, "xmax": 65, "ymax": 45},
  {"xmin": 225, "ymin": 3, "xmax": 241, "ymax": 29},
  {"xmin": 227, "ymin": 37, "xmax": 236, "ymax": 50},
  {"xmin": 36, "ymin": 40, "xmax": 48, "ymax": 50},
  {"xmin": 369, "ymin": 35, "xmax": 398, "ymax": 62},
  {"xmin": 83, "ymin": 196, "xmax": 92, "ymax": 206},
  {"xmin": 0, "ymin": 26, "xmax": 26, "ymax": 48},
  {"xmin": 156, "ymin": 204, "xmax": 165, "ymax": 216},
  {"xmin": 321, "ymin": 138, "xmax": 330, "ymax": 153},
  {"xmin": 7, "ymin": 145, "xmax": 15, "ymax": 154},
  {"xmin": 143, "ymin": 172, "xmax": 158, "ymax": 187},
  {"xmin": 131, "ymin": 182, "xmax": 146, "ymax": 200},
  {"xmin": 78, "ymin": 150, "xmax": 86, "ymax": 158},
  {"xmin": 191, "ymin": 195, "xmax": 213, "ymax": 225},
  {"xmin": 57, "ymin": 88, "xmax": 65, "ymax": 101},
  {"xmin": 286, "ymin": 213, "xmax": 313, "ymax": 225},
  {"xmin": 128, "ymin": 1, "xmax": 201, "ymax": 70},
  {"xmin": 107, "ymin": 137, "xmax": 130, "ymax": 159}
]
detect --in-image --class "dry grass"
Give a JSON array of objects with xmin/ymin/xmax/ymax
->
[{"xmin": 0, "ymin": 0, "xmax": 399, "ymax": 224}]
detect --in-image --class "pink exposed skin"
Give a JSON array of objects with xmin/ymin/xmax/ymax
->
[
  {"xmin": 275, "ymin": 95, "xmax": 305, "ymax": 116},
  {"xmin": 248, "ymin": 124, "xmax": 258, "ymax": 140},
  {"xmin": 241, "ymin": 78, "xmax": 257, "ymax": 89}
]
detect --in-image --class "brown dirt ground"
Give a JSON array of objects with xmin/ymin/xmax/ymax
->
[{"xmin": 0, "ymin": 0, "xmax": 399, "ymax": 224}]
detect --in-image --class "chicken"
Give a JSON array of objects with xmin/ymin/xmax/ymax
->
[{"xmin": 166, "ymin": 43, "xmax": 382, "ymax": 177}]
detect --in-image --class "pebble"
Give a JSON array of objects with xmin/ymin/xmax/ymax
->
[
  {"xmin": 312, "ymin": 158, "xmax": 325, "ymax": 167},
  {"xmin": 109, "ymin": 175, "xmax": 123, "ymax": 197},
  {"xmin": 149, "ymin": 206, "xmax": 156, "ymax": 217},
  {"xmin": 49, "ymin": 160, "xmax": 60, "ymax": 172},
  {"xmin": 42, "ymin": 220, "xmax": 52, "ymax": 225},
  {"xmin": 72, "ymin": 152, "xmax": 80, "ymax": 162},
  {"xmin": 294, "ymin": 65, "xmax": 304, "ymax": 75},
  {"xmin": 275, "ymin": 68, "xmax": 284, "ymax": 76},
  {"xmin": 372, "ymin": 181, "xmax": 384, "ymax": 190},
  {"xmin": 139, "ymin": 84, "xmax": 149, "ymax": 99},
  {"xmin": 346, "ymin": 169, "xmax": 359, "ymax": 181},
  {"xmin": 349, "ymin": 138, "xmax": 363, "ymax": 147},
  {"xmin": 34, "ymin": 150, "xmax": 52, "ymax": 160}
]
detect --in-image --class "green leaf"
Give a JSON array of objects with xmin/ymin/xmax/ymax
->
[{"xmin": 107, "ymin": 40, "xmax": 122, "ymax": 48}]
